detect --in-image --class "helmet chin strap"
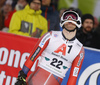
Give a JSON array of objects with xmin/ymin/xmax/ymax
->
[{"xmin": 63, "ymin": 26, "xmax": 77, "ymax": 32}]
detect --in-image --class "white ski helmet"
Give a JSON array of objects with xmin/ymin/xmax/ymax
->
[{"xmin": 60, "ymin": 10, "xmax": 82, "ymax": 28}]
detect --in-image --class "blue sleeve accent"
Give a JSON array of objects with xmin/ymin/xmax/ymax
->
[
  {"xmin": 22, "ymin": 65, "xmax": 30, "ymax": 75},
  {"xmin": 60, "ymin": 26, "xmax": 63, "ymax": 31}
]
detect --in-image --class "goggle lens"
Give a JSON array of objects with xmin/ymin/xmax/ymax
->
[{"xmin": 63, "ymin": 12, "xmax": 78, "ymax": 21}]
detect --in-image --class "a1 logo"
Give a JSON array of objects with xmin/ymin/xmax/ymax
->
[{"xmin": 54, "ymin": 44, "xmax": 73, "ymax": 55}]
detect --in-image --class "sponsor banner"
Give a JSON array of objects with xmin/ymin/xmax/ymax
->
[
  {"xmin": 0, "ymin": 32, "xmax": 100, "ymax": 85},
  {"xmin": 62, "ymin": 47, "xmax": 100, "ymax": 85},
  {"xmin": 0, "ymin": 32, "xmax": 39, "ymax": 85}
]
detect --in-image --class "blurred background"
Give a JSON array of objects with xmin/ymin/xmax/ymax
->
[{"xmin": 1, "ymin": 0, "xmax": 100, "ymax": 30}]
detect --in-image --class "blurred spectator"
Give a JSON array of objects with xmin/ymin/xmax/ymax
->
[
  {"xmin": 3, "ymin": 0, "xmax": 28, "ymax": 30},
  {"xmin": 9, "ymin": 0, "xmax": 48, "ymax": 38},
  {"xmin": 15, "ymin": 0, "xmax": 28, "ymax": 11},
  {"xmin": 2, "ymin": 0, "xmax": 13, "ymax": 17},
  {"xmin": 41, "ymin": 0, "xmax": 60, "ymax": 31},
  {"xmin": 76, "ymin": 14, "xmax": 100, "ymax": 49},
  {"xmin": 1, "ymin": 0, "xmax": 13, "ymax": 32}
]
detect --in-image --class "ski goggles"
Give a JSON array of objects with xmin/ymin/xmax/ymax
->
[{"xmin": 63, "ymin": 11, "xmax": 79, "ymax": 21}]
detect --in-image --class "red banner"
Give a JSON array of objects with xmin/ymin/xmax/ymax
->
[{"xmin": 0, "ymin": 32, "xmax": 39, "ymax": 85}]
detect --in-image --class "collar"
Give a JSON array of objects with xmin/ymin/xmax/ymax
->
[{"xmin": 62, "ymin": 32, "xmax": 76, "ymax": 41}]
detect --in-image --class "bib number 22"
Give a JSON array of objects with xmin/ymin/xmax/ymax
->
[{"xmin": 50, "ymin": 58, "xmax": 63, "ymax": 69}]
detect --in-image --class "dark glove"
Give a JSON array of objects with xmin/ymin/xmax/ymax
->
[{"xmin": 15, "ymin": 70, "xmax": 27, "ymax": 85}]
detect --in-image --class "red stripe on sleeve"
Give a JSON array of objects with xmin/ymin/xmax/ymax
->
[
  {"xmin": 24, "ymin": 32, "xmax": 51, "ymax": 70},
  {"xmin": 67, "ymin": 47, "xmax": 84, "ymax": 85}
]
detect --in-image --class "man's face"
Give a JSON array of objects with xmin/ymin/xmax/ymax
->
[
  {"xmin": 30, "ymin": 0, "xmax": 41, "ymax": 11},
  {"xmin": 82, "ymin": 19, "xmax": 94, "ymax": 33},
  {"xmin": 42, "ymin": 0, "xmax": 51, "ymax": 6}
]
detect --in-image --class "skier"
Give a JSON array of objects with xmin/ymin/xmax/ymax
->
[{"xmin": 15, "ymin": 9, "xmax": 84, "ymax": 85}]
